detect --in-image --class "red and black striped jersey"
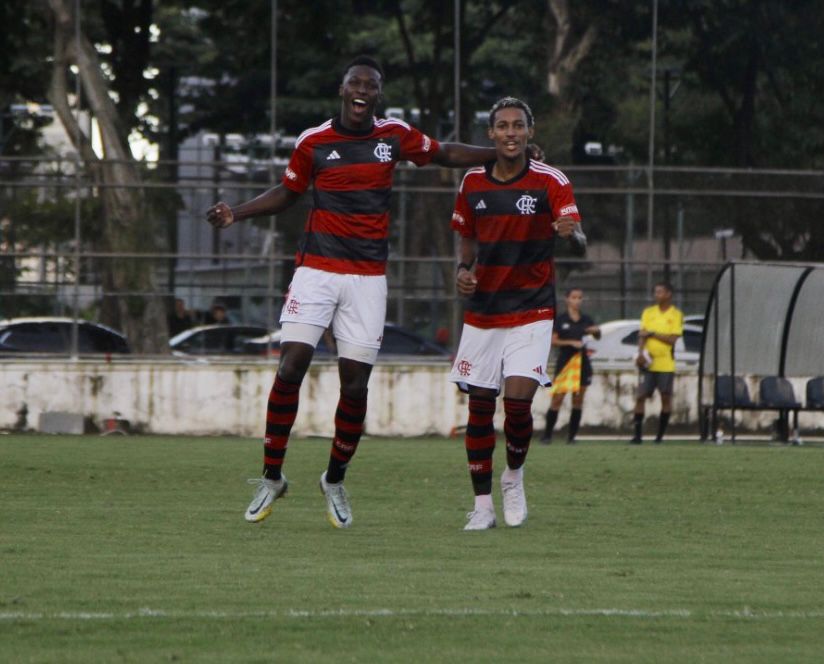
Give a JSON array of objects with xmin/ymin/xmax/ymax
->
[
  {"xmin": 282, "ymin": 117, "xmax": 440, "ymax": 275},
  {"xmin": 451, "ymin": 159, "xmax": 582, "ymax": 328}
]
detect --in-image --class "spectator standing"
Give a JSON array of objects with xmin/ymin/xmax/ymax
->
[
  {"xmin": 631, "ymin": 282, "xmax": 683, "ymax": 443},
  {"xmin": 541, "ymin": 287, "xmax": 600, "ymax": 444},
  {"xmin": 168, "ymin": 298, "xmax": 194, "ymax": 337},
  {"xmin": 205, "ymin": 301, "xmax": 230, "ymax": 325}
]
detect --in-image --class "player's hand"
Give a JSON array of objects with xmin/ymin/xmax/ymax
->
[
  {"xmin": 552, "ymin": 215, "xmax": 576, "ymax": 238},
  {"xmin": 526, "ymin": 143, "xmax": 545, "ymax": 162},
  {"xmin": 635, "ymin": 353, "xmax": 648, "ymax": 369},
  {"xmin": 456, "ymin": 268, "xmax": 478, "ymax": 296},
  {"xmin": 571, "ymin": 340, "xmax": 584, "ymax": 349},
  {"xmin": 206, "ymin": 202, "xmax": 235, "ymax": 229}
]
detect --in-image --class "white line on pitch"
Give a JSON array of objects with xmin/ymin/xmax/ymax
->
[{"xmin": 1, "ymin": 607, "xmax": 823, "ymax": 621}]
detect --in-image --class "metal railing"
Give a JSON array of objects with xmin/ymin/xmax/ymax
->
[{"xmin": 2, "ymin": 156, "xmax": 822, "ymax": 355}]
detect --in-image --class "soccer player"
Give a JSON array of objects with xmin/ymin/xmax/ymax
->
[
  {"xmin": 207, "ymin": 56, "xmax": 516, "ymax": 529},
  {"xmin": 541, "ymin": 287, "xmax": 600, "ymax": 444},
  {"xmin": 631, "ymin": 282, "xmax": 683, "ymax": 443},
  {"xmin": 449, "ymin": 97, "xmax": 585, "ymax": 531}
]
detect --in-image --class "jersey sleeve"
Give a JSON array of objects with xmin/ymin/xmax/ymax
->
[
  {"xmin": 547, "ymin": 172, "xmax": 582, "ymax": 223},
  {"xmin": 450, "ymin": 175, "xmax": 475, "ymax": 238},
  {"xmin": 281, "ymin": 139, "xmax": 313, "ymax": 193},
  {"xmin": 640, "ymin": 307, "xmax": 652, "ymax": 330},
  {"xmin": 398, "ymin": 125, "xmax": 440, "ymax": 167}
]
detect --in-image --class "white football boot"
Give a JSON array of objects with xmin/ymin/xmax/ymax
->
[
  {"xmin": 464, "ymin": 507, "xmax": 497, "ymax": 531},
  {"xmin": 319, "ymin": 471, "xmax": 352, "ymax": 528},
  {"xmin": 244, "ymin": 476, "xmax": 288, "ymax": 523},
  {"xmin": 501, "ymin": 471, "xmax": 528, "ymax": 527}
]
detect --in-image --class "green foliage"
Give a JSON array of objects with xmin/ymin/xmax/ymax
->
[
  {"xmin": 1, "ymin": 435, "xmax": 823, "ymax": 662},
  {"xmin": 3, "ymin": 1, "xmax": 824, "ymax": 264},
  {"xmin": 1, "ymin": 189, "xmax": 102, "ymax": 248}
]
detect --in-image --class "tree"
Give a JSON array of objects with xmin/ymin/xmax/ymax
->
[
  {"xmin": 545, "ymin": 0, "xmax": 598, "ymax": 109},
  {"xmin": 47, "ymin": 0, "xmax": 168, "ymax": 352}
]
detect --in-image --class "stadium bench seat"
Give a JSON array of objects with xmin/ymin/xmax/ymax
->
[
  {"xmin": 714, "ymin": 375, "xmax": 756, "ymax": 408},
  {"xmin": 806, "ymin": 377, "xmax": 824, "ymax": 409},
  {"xmin": 759, "ymin": 377, "xmax": 802, "ymax": 409},
  {"xmin": 702, "ymin": 375, "xmax": 807, "ymax": 442}
]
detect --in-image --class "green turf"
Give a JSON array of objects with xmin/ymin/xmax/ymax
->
[{"xmin": 1, "ymin": 434, "xmax": 822, "ymax": 663}]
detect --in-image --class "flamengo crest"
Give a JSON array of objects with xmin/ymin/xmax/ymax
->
[
  {"xmin": 516, "ymin": 194, "xmax": 537, "ymax": 215},
  {"xmin": 374, "ymin": 142, "xmax": 392, "ymax": 162}
]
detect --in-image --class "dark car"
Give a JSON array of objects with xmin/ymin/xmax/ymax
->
[
  {"xmin": 0, "ymin": 317, "xmax": 130, "ymax": 354},
  {"xmin": 169, "ymin": 324, "xmax": 270, "ymax": 356},
  {"xmin": 243, "ymin": 323, "xmax": 451, "ymax": 360}
]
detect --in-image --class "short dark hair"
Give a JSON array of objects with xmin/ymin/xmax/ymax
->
[
  {"xmin": 655, "ymin": 281, "xmax": 674, "ymax": 294},
  {"xmin": 343, "ymin": 55, "xmax": 384, "ymax": 82},
  {"xmin": 488, "ymin": 96, "xmax": 534, "ymax": 127},
  {"xmin": 565, "ymin": 287, "xmax": 584, "ymax": 297}
]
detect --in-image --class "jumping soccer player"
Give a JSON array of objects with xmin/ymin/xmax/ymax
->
[
  {"xmin": 207, "ymin": 56, "xmax": 517, "ymax": 529},
  {"xmin": 449, "ymin": 96, "xmax": 585, "ymax": 530},
  {"xmin": 541, "ymin": 287, "xmax": 601, "ymax": 444}
]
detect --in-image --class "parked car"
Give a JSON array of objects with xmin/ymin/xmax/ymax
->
[
  {"xmin": 585, "ymin": 319, "xmax": 703, "ymax": 369},
  {"xmin": 0, "ymin": 317, "xmax": 130, "ymax": 355},
  {"xmin": 243, "ymin": 322, "xmax": 451, "ymax": 361},
  {"xmin": 169, "ymin": 324, "xmax": 270, "ymax": 356},
  {"xmin": 684, "ymin": 314, "xmax": 706, "ymax": 328}
]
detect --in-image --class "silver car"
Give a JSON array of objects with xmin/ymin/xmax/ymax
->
[{"xmin": 584, "ymin": 319, "xmax": 703, "ymax": 370}]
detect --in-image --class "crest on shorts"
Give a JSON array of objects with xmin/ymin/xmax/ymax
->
[{"xmin": 456, "ymin": 359, "xmax": 472, "ymax": 376}]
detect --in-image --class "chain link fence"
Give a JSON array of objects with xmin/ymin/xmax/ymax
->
[{"xmin": 1, "ymin": 154, "xmax": 822, "ymax": 355}]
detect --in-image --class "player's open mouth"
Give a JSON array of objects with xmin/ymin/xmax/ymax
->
[{"xmin": 352, "ymin": 98, "xmax": 368, "ymax": 109}]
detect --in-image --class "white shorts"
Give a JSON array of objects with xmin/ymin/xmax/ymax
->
[
  {"xmin": 449, "ymin": 319, "xmax": 554, "ymax": 392},
  {"xmin": 280, "ymin": 266, "xmax": 387, "ymax": 364}
]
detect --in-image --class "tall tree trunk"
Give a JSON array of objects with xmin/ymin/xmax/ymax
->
[
  {"xmin": 47, "ymin": 0, "xmax": 168, "ymax": 353},
  {"xmin": 546, "ymin": 0, "xmax": 598, "ymax": 109}
]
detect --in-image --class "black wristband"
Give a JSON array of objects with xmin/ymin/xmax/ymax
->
[{"xmin": 457, "ymin": 261, "xmax": 474, "ymax": 274}]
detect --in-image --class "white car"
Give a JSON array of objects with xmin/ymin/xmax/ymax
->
[{"xmin": 584, "ymin": 319, "xmax": 703, "ymax": 370}]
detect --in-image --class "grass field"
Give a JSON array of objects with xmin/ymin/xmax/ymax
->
[{"xmin": 1, "ymin": 434, "xmax": 822, "ymax": 663}]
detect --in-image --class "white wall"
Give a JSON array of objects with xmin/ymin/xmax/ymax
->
[{"xmin": 1, "ymin": 360, "xmax": 821, "ymax": 437}]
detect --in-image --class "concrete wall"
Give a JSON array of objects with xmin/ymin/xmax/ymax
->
[{"xmin": 2, "ymin": 360, "xmax": 821, "ymax": 437}]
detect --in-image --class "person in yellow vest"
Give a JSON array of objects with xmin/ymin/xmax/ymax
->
[{"xmin": 631, "ymin": 282, "xmax": 683, "ymax": 443}]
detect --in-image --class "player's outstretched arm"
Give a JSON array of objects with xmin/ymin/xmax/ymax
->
[
  {"xmin": 206, "ymin": 184, "xmax": 301, "ymax": 229},
  {"xmin": 433, "ymin": 142, "xmax": 545, "ymax": 168},
  {"xmin": 433, "ymin": 143, "xmax": 496, "ymax": 168}
]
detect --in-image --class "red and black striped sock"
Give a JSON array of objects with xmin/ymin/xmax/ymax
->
[
  {"xmin": 504, "ymin": 397, "xmax": 533, "ymax": 470},
  {"xmin": 325, "ymin": 391, "xmax": 368, "ymax": 483},
  {"xmin": 262, "ymin": 374, "xmax": 301, "ymax": 480},
  {"xmin": 465, "ymin": 395, "xmax": 497, "ymax": 495}
]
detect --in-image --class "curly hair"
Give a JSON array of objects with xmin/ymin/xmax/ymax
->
[{"xmin": 488, "ymin": 96, "xmax": 534, "ymax": 127}]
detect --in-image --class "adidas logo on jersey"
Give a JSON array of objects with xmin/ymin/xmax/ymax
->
[
  {"xmin": 475, "ymin": 199, "xmax": 487, "ymax": 210},
  {"xmin": 326, "ymin": 150, "xmax": 341, "ymax": 160}
]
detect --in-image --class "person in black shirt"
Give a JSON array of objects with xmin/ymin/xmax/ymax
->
[
  {"xmin": 168, "ymin": 298, "xmax": 194, "ymax": 337},
  {"xmin": 541, "ymin": 288, "xmax": 600, "ymax": 444},
  {"xmin": 204, "ymin": 300, "xmax": 230, "ymax": 325}
]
